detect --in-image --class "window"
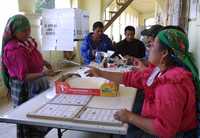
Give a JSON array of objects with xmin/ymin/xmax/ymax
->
[
  {"xmin": 35, "ymin": 0, "xmax": 55, "ymax": 13},
  {"xmin": 145, "ymin": 17, "xmax": 156, "ymax": 29},
  {"xmin": 133, "ymin": 16, "xmax": 139, "ymax": 28},
  {"xmin": 120, "ymin": 12, "xmax": 126, "ymax": 36},
  {"xmin": 0, "ymin": 0, "xmax": 19, "ymax": 54},
  {"xmin": 55, "ymin": 0, "xmax": 71, "ymax": 8},
  {"xmin": 113, "ymin": 16, "xmax": 120, "ymax": 42}
]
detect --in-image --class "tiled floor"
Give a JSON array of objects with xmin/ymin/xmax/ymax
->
[
  {"xmin": 0, "ymin": 97, "xmax": 17, "ymax": 138},
  {"xmin": 0, "ymin": 97, "xmax": 119, "ymax": 138}
]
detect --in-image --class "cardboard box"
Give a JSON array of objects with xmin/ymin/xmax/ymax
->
[{"xmin": 55, "ymin": 74, "xmax": 119, "ymax": 96}]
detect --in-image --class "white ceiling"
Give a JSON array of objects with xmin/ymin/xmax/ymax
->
[{"xmin": 131, "ymin": 0, "xmax": 156, "ymax": 14}]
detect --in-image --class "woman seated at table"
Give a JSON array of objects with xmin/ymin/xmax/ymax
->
[
  {"xmin": 1, "ymin": 14, "xmax": 56, "ymax": 138},
  {"xmin": 86, "ymin": 29, "xmax": 198, "ymax": 137}
]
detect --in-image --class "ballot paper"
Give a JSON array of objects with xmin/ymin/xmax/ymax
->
[
  {"xmin": 28, "ymin": 95, "xmax": 122, "ymax": 126},
  {"xmin": 76, "ymin": 107, "xmax": 122, "ymax": 126},
  {"xmin": 49, "ymin": 94, "xmax": 92, "ymax": 106},
  {"xmin": 27, "ymin": 104, "xmax": 83, "ymax": 120}
]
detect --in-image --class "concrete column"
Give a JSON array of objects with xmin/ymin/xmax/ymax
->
[
  {"xmin": 18, "ymin": 0, "xmax": 36, "ymax": 14},
  {"xmin": 78, "ymin": 0, "xmax": 103, "ymax": 31}
]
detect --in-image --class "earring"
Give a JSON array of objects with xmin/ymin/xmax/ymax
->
[{"xmin": 160, "ymin": 56, "xmax": 166, "ymax": 65}]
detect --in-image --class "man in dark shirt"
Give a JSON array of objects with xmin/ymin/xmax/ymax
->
[{"xmin": 112, "ymin": 26, "xmax": 146, "ymax": 59}]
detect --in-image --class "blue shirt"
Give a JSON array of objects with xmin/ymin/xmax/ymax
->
[{"xmin": 80, "ymin": 33, "xmax": 113, "ymax": 64}]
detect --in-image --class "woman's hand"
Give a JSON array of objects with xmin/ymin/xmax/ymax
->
[
  {"xmin": 133, "ymin": 58, "xmax": 147, "ymax": 71},
  {"xmin": 43, "ymin": 69, "xmax": 58, "ymax": 76},
  {"xmin": 44, "ymin": 60, "xmax": 53, "ymax": 70},
  {"xmin": 85, "ymin": 67, "xmax": 101, "ymax": 77},
  {"xmin": 114, "ymin": 109, "xmax": 133, "ymax": 123}
]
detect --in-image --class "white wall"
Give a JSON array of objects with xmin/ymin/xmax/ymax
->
[
  {"xmin": 79, "ymin": 0, "xmax": 102, "ymax": 31},
  {"xmin": 188, "ymin": 2, "xmax": 200, "ymax": 73}
]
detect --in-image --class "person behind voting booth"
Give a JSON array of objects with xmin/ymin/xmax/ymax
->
[
  {"xmin": 136, "ymin": 25, "xmax": 185, "ymax": 71},
  {"xmin": 1, "ymin": 14, "xmax": 55, "ymax": 138},
  {"xmin": 111, "ymin": 26, "xmax": 146, "ymax": 63},
  {"xmin": 131, "ymin": 24, "xmax": 164, "ymax": 71},
  {"xmin": 141, "ymin": 24, "xmax": 164, "ymax": 57},
  {"xmin": 86, "ymin": 29, "xmax": 198, "ymax": 137},
  {"xmin": 141, "ymin": 25, "xmax": 185, "ymax": 51},
  {"xmin": 80, "ymin": 21, "xmax": 113, "ymax": 64}
]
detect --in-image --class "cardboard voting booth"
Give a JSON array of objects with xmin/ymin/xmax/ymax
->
[{"xmin": 41, "ymin": 8, "xmax": 89, "ymax": 51}]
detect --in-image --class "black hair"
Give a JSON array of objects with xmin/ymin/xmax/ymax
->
[
  {"xmin": 124, "ymin": 26, "xmax": 135, "ymax": 33},
  {"xmin": 92, "ymin": 21, "xmax": 104, "ymax": 31},
  {"xmin": 141, "ymin": 24, "xmax": 164, "ymax": 38}
]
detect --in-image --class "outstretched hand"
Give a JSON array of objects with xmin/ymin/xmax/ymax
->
[
  {"xmin": 133, "ymin": 57, "xmax": 147, "ymax": 71},
  {"xmin": 84, "ymin": 66, "xmax": 101, "ymax": 77}
]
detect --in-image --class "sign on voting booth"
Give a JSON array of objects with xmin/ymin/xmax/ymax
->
[{"xmin": 41, "ymin": 8, "xmax": 89, "ymax": 51}]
